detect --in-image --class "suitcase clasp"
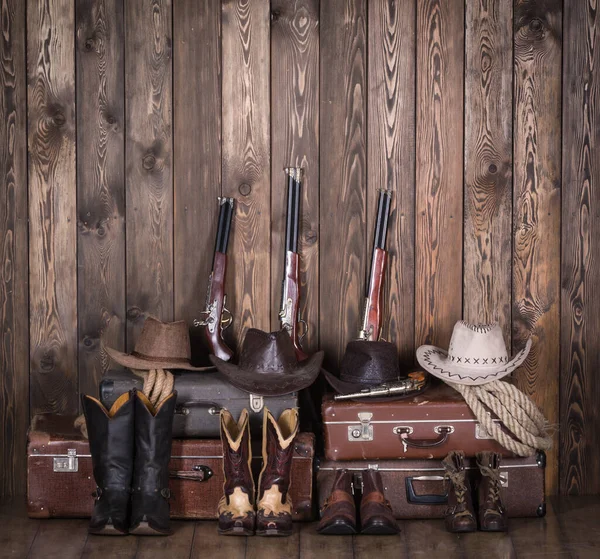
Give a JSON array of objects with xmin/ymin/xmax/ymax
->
[
  {"xmin": 249, "ymin": 394, "xmax": 264, "ymax": 413},
  {"xmin": 348, "ymin": 412, "xmax": 373, "ymax": 442},
  {"xmin": 53, "ymin": 449, "xmax": 78, "ymax": 473}
]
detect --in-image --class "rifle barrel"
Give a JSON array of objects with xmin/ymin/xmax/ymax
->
[
  {"xmin": 221, "ymin": 198, "xmax": 234, "ymax": 253},
  {"xmin": 284, "ymin": 167, "xmax": 303, "ymax": 254},
  {"xmin": 366, "ymin": 190, "xmax": 392, "ymax": 295},
  {"xmin": 214, "ymin": 197, "xmax": 234, "ymax": 265}
]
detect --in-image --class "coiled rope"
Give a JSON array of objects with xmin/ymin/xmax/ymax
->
[
  {"xmin": 76, "ymin": 368, "xmax": 174, "ymax": 439},
  {"xmin": 447, "ymin": 380, "xmax": 552, "ymax": 456}
]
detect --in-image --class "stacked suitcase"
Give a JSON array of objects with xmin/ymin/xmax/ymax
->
[
  {"xmin": 317, "ymin": 382, "xmax": 546, "ymax": 519},
  {"xmin": 27, "ymin": 370, "xmax": 315, "ymax": 521}
]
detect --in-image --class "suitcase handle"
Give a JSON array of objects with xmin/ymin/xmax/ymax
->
[
  {"xmin": 405, "ymin": 476, "xmax": 448, "ymax": 505},
  {"xmin": 396, "ymin": 426, "xmax": 453, "ymax": 448},
  {"xmin": 175, "ymin": 401, "xmax": 223, "ymax": 416},
  {"xmin": 169, "ymin": 465, "xmax": 214, "ymax": 482}
]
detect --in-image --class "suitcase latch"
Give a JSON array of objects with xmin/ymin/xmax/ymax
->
[
  {"xmin": 53, "ymin": 449, "xmax": 78, "ymax": 473},
  {"xmin": 348, "ymin": 412, "xmax": 373, "ymax": 441},
  {"xmin": 249, "ymin": 394, "xmax": 264, "ymax": 413}
]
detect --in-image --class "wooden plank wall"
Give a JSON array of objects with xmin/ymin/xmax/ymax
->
[{"xmin": 2, "ymin": 0, "xmax": 600, "ymax": 499}]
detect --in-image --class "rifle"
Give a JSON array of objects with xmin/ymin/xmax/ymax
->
[
  {"xmin": 279, "ymin": 167, "xmax": 308, "ymax": 361},
  {"xmin": 358, "ymin": 190, "xmax": 392, "ymax": 341},
  {"xmin": 194, "ymin": 197, "xmax": 235, "ymax": 361}
]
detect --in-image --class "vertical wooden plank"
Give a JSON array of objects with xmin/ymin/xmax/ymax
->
[
  {"xmin": 513, "ymin": 0, "xmax": 561, "ymax": 495},
  {"xmin": 367, "ymin": 0, "xmax": 415, "ymax": 366},
  {"xmin": 270, "ymin": 0, "xmax": 320, "ymax": 351},
  {"xmin": 222, "ymin": 0, "xmax": 271, "ymax": 346},
  {"xmin": 560, "ymin": 0, "xmax": 600, "ymax": 496},
  {"xmin": 415, "ymin": 0, "xmax": 464, "ymax": 349},
  {"xmin": 27, "ymin": 0, "xmax": 77, "ymax": 414},
  {"xmin": 125, "ymin": 0, "xmax": 173, "ymax": 346},
  {"xmin": 0, "ymin": 0, "xmax": 28, "ymax": 500},
  {"xmin": 319, "ymin": 0, "xmax": 367, "ymax": 369},
  {"xmin": 173, "ymin": 0, "xmax": 221, "ymax": 364},
  {"xmin": 463, "ymin": 0, "xmax": 513, "ymax": 341},
  {"xmin": 76, "ymin": 0, "xmax": 125, "ymax": 396}
]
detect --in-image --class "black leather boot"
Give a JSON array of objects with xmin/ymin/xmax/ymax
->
[
  {"xmin": 82, "ymin": 391, "xmax": 135, "ymax": 535},
  {"xmin": 129, "ymin": 389, "xmax": 177, "ymax": 536}
]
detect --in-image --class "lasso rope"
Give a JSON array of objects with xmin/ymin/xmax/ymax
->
[
  {"xmin": 447, "ymin": 380, "xmax": 552, "ymax": 456},
  {"xmin": 75, "ymin": 368, "xmax": 174, "ymax": 439}
]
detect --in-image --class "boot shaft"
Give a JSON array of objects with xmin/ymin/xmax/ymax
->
[
  {"xmin": 258, "ymin": 408, "xmax": 299, "ymax": 502},
  {"xmin": 220, "ymin": 409, "xmax": 254, "ymax": 501}
]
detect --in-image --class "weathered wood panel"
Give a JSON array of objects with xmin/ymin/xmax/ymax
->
[
  {"xmin": 270, "ymin": 0, "xmax": 319, "ymax": 352},
  {"xmin": 125, "ymin": 0, "xmax": 173, "ymax": 347},
  {"xmin": 0, "ymin": 0, "xmax": 28, "ymax": 500},
  {"xmin": 27, "ymin": 0, "xmax": 78, "ymax": 414},
  {"xmin": 415, "ymin": 0, "xmax": 464, "ymax": 348},
  {"xmin": 173, "ymin": 0, "xmax": 222, "ymax": 365},
  {"xmin": 561, "ymin": 0, "xmax": 600, "ymax": 495},
  {"xmin": 513, "ymin": 0, "xmax": 562, "ymax": 495},
  {"xmin": 76, "ymin": 0, "xmax": 125, "ymax": 396},
  {"xmin": 367, "ymin": 0, "xmax": 415, "ymax": 366},
  {"xmin": 222, "ymin": 0, "xmax": 271, "ymax": 347},
  {"xmin": 319, "ymin": 0, "xmax": 367, "ymax": 369},
  {"xmin": 463, "ymin": 0, "xmax": 513, "ymax": 341}
]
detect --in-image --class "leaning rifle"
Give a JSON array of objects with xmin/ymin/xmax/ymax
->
[
  {"xmin": 358, "ymin": 189, "xmax": 392, "ymax": 341},
  {"xmin": 194, "ymin": 197, "xmax": 235, "ymax": 361},
  {"xmin": 279, "ymin": 167, "xmax": 308, "ymax": 361}
]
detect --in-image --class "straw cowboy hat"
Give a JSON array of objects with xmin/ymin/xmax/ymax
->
[
  {"xmin": 416, "ymin": 321, "xmax": 532, "ymax": 386},
  {"xmin": 105, "ymin": 316, "xmax": 214, "ymax": 371},
  {"xmin": 210, "ymin": 328, "xmax": 324, "ymax": 396}
]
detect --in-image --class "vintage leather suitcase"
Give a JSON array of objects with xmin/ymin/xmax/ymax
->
[
  {"xmin": 317, "ymin": 452, "xmax": 546, "ymax": 519},
  {"xmin": 27, "ymin": 414, "xmax": 314, "ymax": 521},
  {"xmin": 100, "ymin": 370, "xmax": 298, "ymax": 438},
  {"xmin": 322, "ymin": 383, "xmax": 512, "ymax": 460}
]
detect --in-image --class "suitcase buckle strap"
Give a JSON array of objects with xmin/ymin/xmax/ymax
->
[
  {"xmin": 347, "ymin": 413, "xmax": 374, "ymax": 442},
  {"xmin": 249, "ymin": 394, "xmax": 264, "ymax": 413}
]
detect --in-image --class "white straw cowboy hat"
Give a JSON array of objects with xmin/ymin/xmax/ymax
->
[{"xmin": 416, "ymin": 321, "xmax": 532, "ymax": 386}]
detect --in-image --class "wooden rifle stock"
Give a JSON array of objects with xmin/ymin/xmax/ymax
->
[
  {"xmin": 280, "ymin": 251, "xmax": 308, "ymax": 361},
  {"xmin": 201, "ymin": 251, "xmax": 234, "ymax": 361},
  {"xmin": 359, "ymin": 247, "xmax": 387, "ymax": 341}
]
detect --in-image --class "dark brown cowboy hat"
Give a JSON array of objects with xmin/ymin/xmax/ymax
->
[
  {"xmin": 209, "ymin": 328, "xmax": 324, "ymax": 396},
  {"xmin": 323, "ymin": 340, "xmax": 427, "ymax": 400},
  {"xmin": 105, "ymin": 316, "xmax": 214, "ymax": 371}
]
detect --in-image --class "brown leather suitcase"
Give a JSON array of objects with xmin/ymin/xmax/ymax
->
[
  {"xmin": 322, "ymin": 383, "xmax": 513, "ymax": 460},
  {"xmin": 27, "ymin": 414, "xmax": 314, "ymax": 521},
  {"xmin": 317, "ymin": 452, "xmax": 546, "ymax": 519}
]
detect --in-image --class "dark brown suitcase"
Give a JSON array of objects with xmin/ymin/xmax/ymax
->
[
  {"xmin": 317, "ymin": 452, "xmax": 546, "ymax": 519},
  {"xmin": 322, "ymin": 383, "xmax": 513, "ymax": 460},
  {"xmin": 100, "ymin": 370, "xmax": 298, "ymax": 439},
  {"xmin": 27, "ymin": 414, "xmax": 314, "ymax": 521}
]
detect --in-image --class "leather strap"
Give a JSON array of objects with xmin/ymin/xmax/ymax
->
[
  {"xmin": 325, "ymin": 489, "xmax": 354, "ymax": 507},
  {"xmin": 361, "ymin": 491, "xmax": 386, "ymax": 505}
]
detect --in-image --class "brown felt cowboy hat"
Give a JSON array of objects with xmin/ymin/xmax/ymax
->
[
  {"xmin": 322, "ymin": 340, "xmax": 428, "ymax": 401},
  {"xmin": 209, "ymin": 328, "xmax": 324, "ymax": 396},
  {"xmin": 105, "ymin": 316, "xmax": 214, "ymax": 371}
]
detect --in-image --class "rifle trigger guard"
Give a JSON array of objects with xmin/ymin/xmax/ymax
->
[
  {"xmin": 298, "ymin": 316, "xmax": 308, "ymax": 342},
  {"xmin": 221, "ymin": 295, "xmax": 233, "ymax": 330}
]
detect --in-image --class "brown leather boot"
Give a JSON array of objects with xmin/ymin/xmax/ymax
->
[
  {"xmin": 477, "ymin": 452, "xmax": 508, "ymax": 532},
  {"xmin": 256, "ymin": 408, "xmax": 299, "ymax": 536},
  {"xmin": 317, "ymin": 469, "xmax": 357, "ymax": 535},
  {"xmin": 218, "ymin": 409, "xmax": 255, "ymax": 536},
  {"xmin": 442, "ymin": 451, "xmax": 477, "ymax": 533},
  {"xmin": 360, "ymin": 469, "xmax": 400, "ymax": 535}
]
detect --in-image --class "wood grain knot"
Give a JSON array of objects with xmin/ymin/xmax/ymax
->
[
  {"xmin": 239, "ymin": 183, "xmax": 251, "ymax": 196},
  {"xmin": 142, "ymin": 153, "xmax": 156, "ymax": 170},
  {"xmin": 39, "ymin": 352, "xmax": 55, "ymax": 371},
  {"xmin": 51, "ymin": 110, "xmax": 66, "ymax": 127},
  {"xmin": 126, "ymin": 307, "xmax": 143, "ymax": 320},
  {"xmin": 270, "ymin": 9, "xmax": 281, "ymax": 22},
  {"xmin": 529, "ymin": 18, "xmax": 543, "ymax": 32},
  {"xmin": 304, "ymin": 230, "xmax": 317, "ymax": 245},
  {"xmin": 84, "ymin": 38, "xmax": 96, "ymax": 52},
  {"xmin": 488, "ymin": 164, "xmax": 498, "ymax": 174},
  {"xmin": 82, "ymin": 336, "xmax": 96, "ymax": 349}
]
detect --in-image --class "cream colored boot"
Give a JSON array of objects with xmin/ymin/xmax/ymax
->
[{"xmin": 256, "ymin": 408, "xmax": 299, "ymax": 536}]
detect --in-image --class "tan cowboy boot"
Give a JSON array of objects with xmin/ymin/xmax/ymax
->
[
  {"xmin": 442, "ymin": 451, "xmax": 477, "ymax": 533},
  {"xmin": 256, "ymin": 408, "xmax": 299, "ymax": 536},
  {"xmin": 218, "ymin": 409, "xmax": 255, "ymax": 536},
  {"xmin": 477, "ymin": 452, "xmax": 508, "ymax": 532}
]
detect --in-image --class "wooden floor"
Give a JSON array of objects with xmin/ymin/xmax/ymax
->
[{"xmin": 1, "ymin": 497, "xmax": 599, "ymax": 558}]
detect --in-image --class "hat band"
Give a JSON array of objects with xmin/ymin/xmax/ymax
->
[
  {"xmin": 447, "ymin": 354, "xmax": 509, "ymax": 366},
  {"xmin": 131, "ymin": 351, "xmax": 190, "ymax": 364}
]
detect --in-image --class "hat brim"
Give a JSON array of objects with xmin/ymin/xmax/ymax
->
[
  {"xmin": 105, "ymin": 346, "xmax": 215, "ymax": 372},
  {"xmin": 209, "ymin": 351, "xmax": 325, "ymax": 396},
  {"xmin": 321, "ymin": 368, "xmax": 430, "ymax": 402},
  {"xmin": 415, "ymin": 338, "xmax": 532, "ymax": 386}
]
